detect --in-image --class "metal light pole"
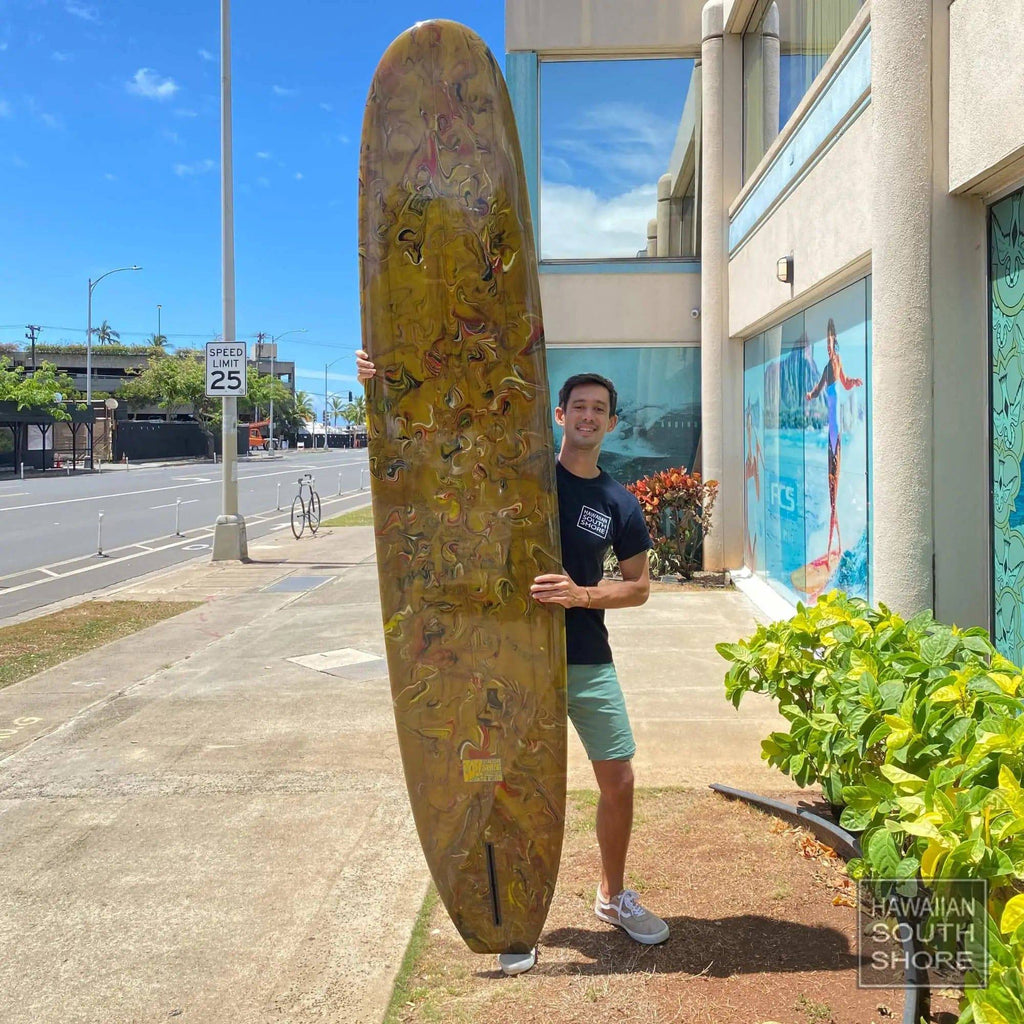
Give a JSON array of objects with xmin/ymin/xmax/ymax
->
[
  {"xmin": 268, "ymin": 328, "xmax": 305, "ymax": 449},
  {"xmin": 211, "ymin": 0, "xmax": 247, "ymax": 561},
  {"xmin": 324, "ymin": 354, "xmax": 347, "ymax": 451},
  {"xmin": 157, "ymin": 304, "xmax": 162, "ymax": 341},
  {"xmin": 87, "ymin": 265, "xmax": 141, "ymax": 405}
]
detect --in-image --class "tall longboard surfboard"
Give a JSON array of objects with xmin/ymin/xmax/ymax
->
[{"xmin": 358, "ymin": 20, "xmax": 567, "ymax": 955}]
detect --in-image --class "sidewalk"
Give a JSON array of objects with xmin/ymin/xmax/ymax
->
[{"xmin": 0, "ymin": 521, "xmax": 791, "ymax": 1024}]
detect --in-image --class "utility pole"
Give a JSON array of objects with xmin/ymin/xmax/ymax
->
[{"xmin": 25, "ymin": 325, "xmax": 40, "ymax": 372}]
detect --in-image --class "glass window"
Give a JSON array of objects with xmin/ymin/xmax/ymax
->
[
  {"xmin": 539, "ymin": 59, "xmax": 699, "ymax": 261},
  {"xmin": 744, "ymin": 277, "xmax": 871, "ymax": 604},
  {"xmin": 743, "ymin": 0, "xmax": 864, "ymax": 180},
  {"xmin": 546, "ymin": 346, "xmax": 701, "ymax": 483}
]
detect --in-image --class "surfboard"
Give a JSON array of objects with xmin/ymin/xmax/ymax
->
[{"xmin": 358, "ymin": 20, "xmax": 567, "ymax": 955}]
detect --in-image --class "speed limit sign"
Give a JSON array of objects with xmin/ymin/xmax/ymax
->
[{"xmin": 205, "ymin": 341, "xmax": 248, "ymax": 397}]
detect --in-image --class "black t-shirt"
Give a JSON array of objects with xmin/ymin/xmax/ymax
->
[{"xmin": 556, "ymin": 460, "xmax": 653, "ymax": 665}]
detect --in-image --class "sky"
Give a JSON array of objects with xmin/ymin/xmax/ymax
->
[
  {"xmin": 0, "ymin": 0, "xmax": 505, "ymax": 415},
  {"xmin": 540, "ymin": 58, "xmax": 694, "ymax": 260}
]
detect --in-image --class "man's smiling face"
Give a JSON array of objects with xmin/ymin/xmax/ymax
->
[{"xmin": 556, "ymin": 382, "xmax": 618, "ymax": 452}]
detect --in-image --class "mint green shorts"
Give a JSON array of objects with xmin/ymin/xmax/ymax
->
[{"xmin": 567, "ymin": 663, "xmax": 636, "ymax": 762}]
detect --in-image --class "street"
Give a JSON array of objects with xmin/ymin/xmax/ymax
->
[{"xmin": 0, "ymin": 449, "xmax": 371, "ymax": 620}]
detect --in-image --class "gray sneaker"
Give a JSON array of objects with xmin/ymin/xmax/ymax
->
[
  {"xmin": 497, "ymin": 947, "xmax": 536, "ymax": 975},
  {"xmin": 594, "ymin": 888, "xmax": 669, "ymax": 944}
]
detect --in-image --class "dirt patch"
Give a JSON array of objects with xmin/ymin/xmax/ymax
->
[
  {"xmin": 0, "ymin": 599, "xmax": 201, "ymax": 690},
  {"xmin": 390, "ymin": 789, "xmax": 959, "ymax": 1024}
]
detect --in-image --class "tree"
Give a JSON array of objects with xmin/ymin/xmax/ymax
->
[
  {"xmin": 0, "ymin": 358, "xmax": 80, "ymax": 420},
  {"xmin": 147, "ymin": 333, "xmax": 168, "ymax": 349},
  {"xmin": 328, "ymin": 394, "xmax": 346, "ymax": 425},
  {"xmin": 294, "ymin": 390, "xmax": 315, "ymax": 422},
  {"xmin": 342, "ymin": 394, "xmax": 366, "ymax": 425},
  {"xmin": 95, "ymin": 320, "xmax": 120, "ymax": 346}
]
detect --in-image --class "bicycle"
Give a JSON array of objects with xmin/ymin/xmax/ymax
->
[{"xmin": 290, "ymin": 472, "xmax": 322, "ymax": 539}]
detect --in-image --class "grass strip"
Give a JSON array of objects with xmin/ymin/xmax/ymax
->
[
  {"xmin": 321, "ymin": 505, "xmax": 374, "ymax": 528},
  {"xmin": 0, "ymin": 600, "xmax": 201, "ymax": 691},
  {"xmin": 383, "ymin": 883, "xmax": 440, "ymax": 1024}
]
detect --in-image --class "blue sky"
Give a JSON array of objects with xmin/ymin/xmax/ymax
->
[{"xmin": 0, "ymin": 0, "xmax": 505, "ymax": 414}]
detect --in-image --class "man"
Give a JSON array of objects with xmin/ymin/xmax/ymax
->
[{"xmin": 356, "ymin": 353, "xmax": 668, "ymax": 974}]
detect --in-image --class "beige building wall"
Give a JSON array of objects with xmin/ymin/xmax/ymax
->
[
  {"xmin": 540, "ymin": 273, "xmax": 701, "ymax": 345},
  {"xmin": 727, "ymin": 111, "xmax": 873, "ymax": 339},
  {"xmin": 506, "ymin": 0, "xmax": 702, "ymax": 53},
  {"xmin": 948, "ymin": 0, "xmax": 1024, "ymax": 196}
]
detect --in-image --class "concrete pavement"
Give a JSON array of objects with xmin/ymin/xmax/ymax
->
[{"xmin": 0, "ymin": 518, "xmax": 792, "ymax": 1024}]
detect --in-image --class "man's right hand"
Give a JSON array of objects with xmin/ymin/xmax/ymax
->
[{"xmin": 356, "ymin": 350, "xmax": 376, "ymax": 384}]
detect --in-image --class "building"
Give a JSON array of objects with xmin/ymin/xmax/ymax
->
[{"xmin": 505, "ymin": 0, "xmax": 1024, "ymax": 662}]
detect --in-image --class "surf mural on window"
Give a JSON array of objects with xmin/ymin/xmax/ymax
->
[
  {"xmin": 744, "ymin": 278, "xmax": 870, "ymax": 604},
  {"xmin": 546, "ymin": 346, "xmax": 701, "ymax": 486},
  {"xmin": 991, "ymin": 188, "xmax": 1024, "ymax": 665}
]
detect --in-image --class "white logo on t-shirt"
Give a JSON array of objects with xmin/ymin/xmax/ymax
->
[{"xmin": 577, "ymin": 505, "xmax": 612, "ymax": 539}]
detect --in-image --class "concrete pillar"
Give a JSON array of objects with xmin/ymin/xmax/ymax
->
[
  {"xmin": 700, "ymin": 0, "xmax": 727, "ymax": 569},
  {"xmin": 646, "ymin": 218, "xmax": 658, "ymax": 257},
  {"xmin": 763, "ymin": 2, "xmax": 780, "ymax": 152},
  {"xmin": 870, "ymin": 0, "xmax": 934, "ymax": 614},
  {"xmin": 656, "ymin": 173, "xmax": 673, "ymax": 257}
]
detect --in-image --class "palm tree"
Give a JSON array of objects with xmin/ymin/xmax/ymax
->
[
  {"xmin": 147, "ymin": 333, "xmax": 168, "ymax": 349},
  {"xmin": 329, "ymin": 394, "xmax": 346, "ymax": 425},
  {"xmin": 294, "ymin": 390, "xmax": 315, "ymax": 422},
  {"xmin": 344, "ymin": 394, "xmax": 367, "ymax": 424},
  {"xmin": 95, "ymin": 320, "xmax": 120, "ymax": 345}
]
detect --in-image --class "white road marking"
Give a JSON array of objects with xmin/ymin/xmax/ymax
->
[{"xmin": 150, "ymin": 499, "xmax": 200, "ymax": 510}]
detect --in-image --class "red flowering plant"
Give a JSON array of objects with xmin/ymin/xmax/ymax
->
[{"xmin": 625, "ymin": 467, "xmax": 719, "ymax": 578}]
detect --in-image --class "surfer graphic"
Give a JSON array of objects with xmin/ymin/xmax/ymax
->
[{"xmin": 804, "ymin": 317, "xmax": 863, "ymax": 569}]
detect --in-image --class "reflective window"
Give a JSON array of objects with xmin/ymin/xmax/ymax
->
[
  {"xmin": 539, "ymin": 59, "xmax": 699, "ymax": 261},
  {"xmin": 547, "ymin": 346, "xmax": 701, "ymax": 482},
  {"xmin": 743, "ymin": 0, "xmax": 863, "ymax": 180},
  {"xmin": 744, "ymin": 277, "xmax": 870, "ymax": 604}
]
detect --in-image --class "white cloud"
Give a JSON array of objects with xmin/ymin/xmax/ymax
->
[
  {"xmin": 174, "ymin": 159, "xmax": 216, "ymax": 176},
  {"xmin": 272, "ymin": 85, "xmax": 297, "ymax": 97},
  {"xmin": 0, "ymin": 99, "xmax": 10, "ymax": 118},
  {"xmin": 256, "ymin": 176, "xmax": 270, "ymax": 188},
  {"xmin": 175, "ymin": 108, "xmax": 199, "ymax": 118},
  {"xmin": 337, "ymin": 133, "xmax": 350, "ymax": 145},
  {"xmin": 127, "ymin": 68, "xmax": 179, "ymax": 101},
  {"xmin": 255, "ymin": 151, "xmax": 271, "ymax": 159},
  {"xmin": 198, "ymin": 48, "xmax": 215, "ymax": 62},
  {"xmin": 40, "ymin": 111, "xmax": 62, "ymax": 129},
  {"xmin": 320, "ymin": 102, "xmax": 333, "ymax": 112},
  {"xmin": 294, "ymin": 172, "xmax": 303, "ymax": 180},
  {"xmin": 104, "ymin": 172, "xmax": 117, "ymax": 181},
  {"xmin": 0, "ymin": 41, "xmax": 8, "ymax": 52},
  {"xmin": 539, "ymin": 180, "xmax": 655, "ymax": 260},
  {"xmin": 10, "ymin": 155, "xmax": 28, "ymax": 168},
  {"xmin": 51, "ymin": 51, "xmax": 72, "ymax": 62},
  {"xmin": 65, "ymin": 2, "xmax": 99, "ymax": 22},
  {"xmin": 163, "ymin": 129, "xmax": 181, "ymax": 144}
]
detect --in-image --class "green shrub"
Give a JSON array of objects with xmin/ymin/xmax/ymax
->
[{"xmin": 719, "ymin": 591, "xmax": 1024, "ymax": 1022}]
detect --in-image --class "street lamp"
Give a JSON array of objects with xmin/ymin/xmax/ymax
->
[
  {"xmin": 87, "ymin": 265, "xmax": 142, "ymax": 405},
  {"xmin": 266, "ymin": 328, "xmax": 305, "ymax": 449},
  {"xmin": 157, "ymin": 304, "xmax": 162, "ymax": 343},
  {"xmin": 325, "ymin": 354, "xmax": 349, "ymax": 450}
]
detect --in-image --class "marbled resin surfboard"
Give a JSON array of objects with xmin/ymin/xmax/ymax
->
[{"xmin": 358, "ymin": 20, "xmax": 567, "ymax": 955}]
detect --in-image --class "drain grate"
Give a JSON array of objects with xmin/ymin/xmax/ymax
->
[{"xmin": 263, "ymin": 575, "xmax": 335, "ymax": 593}]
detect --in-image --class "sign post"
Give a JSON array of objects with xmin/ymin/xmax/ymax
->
[{"xmin": 211, "ymin": 0, "xmax": 248, "ymax": 562}]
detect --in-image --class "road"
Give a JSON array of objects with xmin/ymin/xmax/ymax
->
[{"xmin": 0, "ymin": 449, "xmax": 371, "ymax": 621}]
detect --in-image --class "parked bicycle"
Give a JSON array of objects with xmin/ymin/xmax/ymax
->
[{"xmin": 290, "ymin": 472, "xmax": 322, "ymax": 539}]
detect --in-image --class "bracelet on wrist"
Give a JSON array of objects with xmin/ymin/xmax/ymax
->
[{"xmin": 585, "ymin": 588, "xmax": 592, "ymax": 609}]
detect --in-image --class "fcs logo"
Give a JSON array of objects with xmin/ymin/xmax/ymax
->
[{"xmin": 770, "ymin": 482, "xmax": 797, "ymax": 513}]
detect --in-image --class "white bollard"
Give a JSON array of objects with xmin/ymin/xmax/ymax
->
[
  {"xmin": 276, "ymin": 482, "xmax": 281, "ymax": 510},
  {"xmin": 175, "ymin": 498, "xmax": 182, "ymax": 536},
  {"xmin": 360, "ymin": 468, "xmax": 370, "ymax": 491},
  {"xmin": 97, "ymin": 511, "xmax": 105, "ymax": 556},
  {"xmin": 338, "ymin": 471, "xmax": 342, "ymax": 496},
  {"xmin": 20, "ymin": 463, "xmax": 25, "ymax": 481}
]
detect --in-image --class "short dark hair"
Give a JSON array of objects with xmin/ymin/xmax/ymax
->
[{"xmin": 558, "ymin": 373, "xmax": 618, "ymax": 417}]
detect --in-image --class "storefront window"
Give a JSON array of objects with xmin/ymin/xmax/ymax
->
[
  {"xmin": 744, "ymin": 278, "xmax": 870, "ymax": 604},
  {"xmin": 540, "ymin": 59, "xmax": 699, "ymax": 261},
  {"xmin": 991, "ymin": 188, "xmax": 1024, "ymax": 665},
  {"xmin": 743, "ymin": 0, "xmax": 863, "ymax": 181},
  {"xmin": 546, "ymin": 346, "xmax": 700, "ymax": 484}
]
